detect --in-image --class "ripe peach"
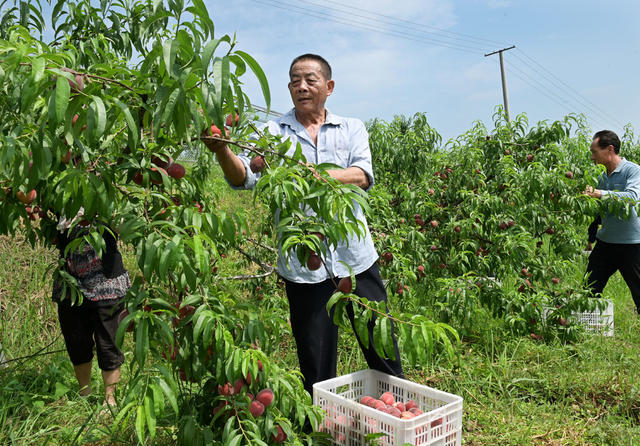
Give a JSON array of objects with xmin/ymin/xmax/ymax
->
[
  {"xmin": 167, "ymin": 162, "xmax": 186, "ymax": 179},
  {"xmin": 392, "ymin": 402, "xmax": 405, "ymax": 412},
  {"xmin": 337, "ymin": 276, "xmax": 352, "ymax": 293},
  {"xmin": 360, "ymin": 395, "xmax": 374, "ymax": 406},
  {"xmin": 17, "ymin": 189, "xmax": 36, "ymax": 205},
  {"xmin": 307, "ymin": 253, "xmax": 322, "ymax": 271},
  {"xmin": 218, "ymin": 382, "xmax": 232, "ymax": 396},
  {"xmin": 225, "ymin": 112, "xmax": 240, "ymax": 127},
  {"xmin": 405, "ymin": 400, "xmax": 418, "ymax": 411},
  {"xmin": 388, "ymin": 406, "xmax": 402, "ymax": 418},
  {"xmin": 209, "ymin": 124, "xmax": 222, "ymax": 137},
  {"xmin": 249, "ymin": 400, "xmax": 265, "ymax": 417},
  {"xmin": 151, "ymin": 155, "xmax": 171, "ymax": 169},
  {"xmin": 373, "ymin": 400, "xmax": 386, "ymax": 410},
  {"xmin": 408, "ymin": 407, "xmax": 423, "ymax": 415},
  {"xmin": 270, "ymin": 425, "xmax": 286, "ymax": 443},
  {"xmin": 233, "ymin": 379, "xmax": 245, "ymax": 395},
  {"xmin": 380, "ymin": 392, "xmax": 395, "ymax": 405},
  {"xmin": 150, "ymin": 167, "xmax": 166, "ymax": 185},
  {"xmin": 249, "ymin": 156, "xmax": 265, "ymax": 173},
  {"xmin": 256, "ymin": 388, "xmax": 274, "ymax": 407},
  {"xmin": 400, "ymin": 411, "xmax": 415, "ymax": 419}
]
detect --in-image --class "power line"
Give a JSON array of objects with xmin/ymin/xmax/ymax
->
[
  {"xmin": 506, "ymin": 67, "xmax": 576, "ymax": 116},
  {"xmin": 246, "ymin": 0, "xmax": 625, "ymax": 130},
  {"xmin": 249, "ymin": 0, "xmax": 485, "ymax": 55},
  {"xmin": 514, "ymin": 49, "xmax": 625, "ymax": 129},
  {"xmin": 291, "ymin": 0, "xmax": 503, "ymax": 50},
  {"xmin": 507, "ymin": 59, "xmax": 620, "ymax": 129}
]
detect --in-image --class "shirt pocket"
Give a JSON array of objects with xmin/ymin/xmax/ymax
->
[
  {"xmin": 325, "ymin": 133, "xmax": 351, "ymax": 168},
  {"xmin": 610, "ymin": 181, "xmax": 625, "ymax": 191}
]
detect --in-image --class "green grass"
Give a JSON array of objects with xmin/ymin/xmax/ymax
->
[{"xmin": 1, "ymin": 171, "xmax": 639, "ymax": 444}]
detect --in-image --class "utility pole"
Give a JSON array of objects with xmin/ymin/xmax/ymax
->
[{"xmin": 485, "ymin": 45, "xmax": 516, "ymax": 122}]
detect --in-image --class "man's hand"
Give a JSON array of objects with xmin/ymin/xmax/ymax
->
[
  {"xmin": 305, "ymin": 162, "xmax": 323, "ymax": 181},
  {"xmin": 584, "ymin": 185, "xmax": 602, "ymax": 198},
  {"xmin": 201, "ymin": 133, "xmax": 228, "ymax": 154},
  {"xmin": 200, "ymin": 128, "xmax": 229, "ymax": 155}
]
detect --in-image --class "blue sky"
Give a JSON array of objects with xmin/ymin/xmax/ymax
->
[{"xmin": 206, "ymin": 0, "xmax": 640, "ymax": 142}]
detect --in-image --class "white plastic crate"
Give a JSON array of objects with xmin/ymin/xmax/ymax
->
[
  {"xmin": 544, "ymin": 299, "xmax": 614, "ymax": 336},
  {"xmin": 572, "ymin": 299, "xmax": 614, "ymax": 336},
  {"xmin": 313, "ymin": 369, "xmax": 463, "ymax": 446}
]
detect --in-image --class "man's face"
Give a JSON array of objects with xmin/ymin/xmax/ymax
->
[
  {"xmin": 590, "ymin": 138, "xmax": 612, "ymax": 165},
  {"xmin": 288, "ymin": 60, "xmax": 334, "ymax": 114}
]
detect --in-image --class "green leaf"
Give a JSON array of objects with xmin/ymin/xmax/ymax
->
[
  {"xmin": 135, "ymin": 317, "xmax": 149, "ymax": 366},
  {"xmin": 163, "ymin": 38, "xmax": 179, "ymax": 76},
  {"xmin": 201, "ymin": 37, "xmax": 225, "ymax": 73},
  {"xmin": 157, "ymin": 377, "xmax": 179, "ymax": 414},
  {"xmin": 144, "ymin": 392, "xmax": 157, "ymax": 439},
  {"xmin": 114, "ymin": 99, "xmax": 139, "ymax": 149},
  {"xmin": 87, "ymin": 96, "xmax": 107, "ymax": 141},
  {"xmin": 54, "ymin": 75, "xmax": 70, "ymax": 123},
  {"xmin": 235, "ymin": 50, "xmax": 270, "ymax": 108},
  {"xmin": 135, "ymin": 404, "xmax": 146, "ymax": 444}
]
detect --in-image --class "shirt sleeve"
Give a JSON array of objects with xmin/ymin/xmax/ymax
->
[
  {"xmin": 347, "ymin": 119, "xmax": 375, "ymax": 191},
  {"xmin": 601, "ymin": 164, "xmax": 640, "ymax": 201},
  {"xmin": 226, "ymin": 151, "xmax": 258, "ymax": 190}
]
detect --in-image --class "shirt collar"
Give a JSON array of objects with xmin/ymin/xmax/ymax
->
[
  {"xmin": 279, "ymin": 108, "xmax": 343, "ymax": 128},
  {"xmin": 611, "ymin": 158, "xmax": 627, "ymax": 175}
]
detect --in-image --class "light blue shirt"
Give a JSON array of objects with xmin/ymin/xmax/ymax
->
[
  {"xmin": 596, "ymin": 158, "xmax": 640, "ymax": 244},
  {"xmin": 228, "ymin": 108, "xmax": 379, "ymax": 283}
]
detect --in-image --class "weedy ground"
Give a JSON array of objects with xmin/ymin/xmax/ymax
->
[{"xmin": 0, "ymin": 171, "xmax": 638, "ymax": 445}]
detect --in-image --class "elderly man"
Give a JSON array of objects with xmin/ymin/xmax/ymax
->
[
  {"xmin": 584, "ymin": 130, "xmax": 640, "ymax": 313},
  {"xmin": 204, "ymin": 54, "xmax": 403, "ymax": 394}
]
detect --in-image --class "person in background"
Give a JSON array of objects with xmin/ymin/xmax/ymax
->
[
  {"xmin": 203, "ymin": 54, "xmax": 403, "ymax": 395},
  {"xmin": 53, "ymin": 210, "xmax": 131, "ymax": 406},
  {"xmin": 584, "ymin": 130, "xmax": 640, "ymax": 313}
]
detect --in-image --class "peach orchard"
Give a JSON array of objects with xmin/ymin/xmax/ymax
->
[
  {"xmin": 0, "ymin": 0, "xmax": 457, "ymax": 444},
  {"xmin": 2, "ymin": 0, "xmax": 640, "ymax": 444}
]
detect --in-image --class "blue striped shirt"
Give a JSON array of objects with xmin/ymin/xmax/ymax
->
[
  {"xmin": 596, "ymin": 158, "xmax": 640, "ymax": 244},
  {"xmin": 229, "ymin": 108, "xmax": 378, "ymax": 283}
]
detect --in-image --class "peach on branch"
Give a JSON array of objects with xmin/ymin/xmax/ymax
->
[
  {"xmin": 17, "ymin": 189, "xmax": 37, "ymax": 205},
  {"xmin": 133, "ymin": 171, "xmax": 143, "ymax": 185},
  {"xmin": 250, "ymin": 156, "xmax": 265, "ymax": 173},
  {"xmin": 151, "ymin": 154, "xmax": 172, "ymax": 169},
  {"xmin": 270, "ymin": 425, "xmax": 287, "ymax": 443},
  {"xmin": 256, "ymin": 388, "xmax": 274, "ymax": 407},
  {"xmin": 337, "ymin": 276, "xmax": 352, "ymax": 293},
  {"xmin": 307, "ymin": 253, "xmax": 322, "ymax": 271},
  {"xmin": 150, "ymin": 167, "xmax": 167, "ymax": 185},
  {"xmin": 233, "ymin": 379, "xmax": 245, "ymax": 395},
  {"xmin": 225, "ymin": 112, "xmax": 240, "ymax": 127},
  {"xmin": 249, "ymin": 400, "xmax": 265, "ymax": 417},
  {"xmin": 167, "ymin": 162, "xmax": 186, "ymax": 179}
]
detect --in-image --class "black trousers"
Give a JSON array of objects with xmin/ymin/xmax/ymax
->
[
  {"xmin": 586, "ymin": 239, "xmax": 640, "ymax": 314},
  {"xmin": 57, "ymin": 298, "xmax": 125, "ymax": 371},
  {"xmin": 284, "ymin": 263, "xmax": 404, "ymax": 395}
]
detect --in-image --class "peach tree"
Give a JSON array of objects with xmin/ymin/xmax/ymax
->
[
  {"xmin": 0, "ymin": 0, "xmax": 456, "ymax": 443},
  {"xmin": 368, "ymin": 111, "xmax": 639, "ymax": 343}
]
